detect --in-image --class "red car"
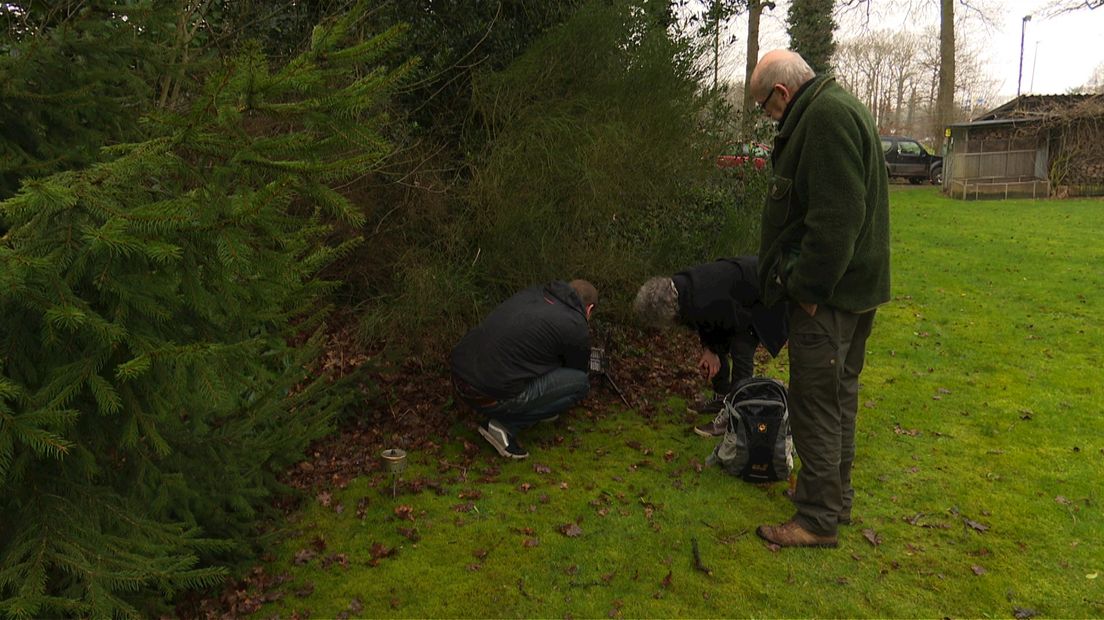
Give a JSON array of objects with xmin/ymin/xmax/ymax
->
[{"xmin": 716, "ymin": 142, "xmax": 770, "ymax": 171}]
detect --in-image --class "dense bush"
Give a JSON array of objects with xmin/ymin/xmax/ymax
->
[
  {"xmin": 0, "ymin": 8, "xmax": 406, "ymax": 617},
  {"xmin": 358, "ymin": 0, "xmax": 764, "ymax": 346}
]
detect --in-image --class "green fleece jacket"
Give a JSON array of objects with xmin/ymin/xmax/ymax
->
[{"xmin": 757, "ymin": 75, "xmax": 891, "ymax": 313}]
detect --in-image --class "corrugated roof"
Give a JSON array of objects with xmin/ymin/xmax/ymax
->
[
  {"xmin": 972, "ymin": 94, "xmax": 1102, "ymax": 122},
  {"xmin": 949, "ymin": 118, "xmax": 1033, "ymax": 128}
]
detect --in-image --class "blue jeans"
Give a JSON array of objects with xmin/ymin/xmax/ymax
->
[{"xmin": 478, "ymin": 368, "xmax": 590, "ymax": 435}]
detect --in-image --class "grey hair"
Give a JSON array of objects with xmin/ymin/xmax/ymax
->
[
  {"xmin": 633, "ymin": 277, "xmax": 679, "ymax": 328},
  {"xmin": 751, "ymin": 50, "xmax": 815, "ymax": 98}
]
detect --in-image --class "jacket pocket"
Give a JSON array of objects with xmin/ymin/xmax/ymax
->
[{"xmin": 765, "ymin": 175, "xmax": 793, "ymax": 227}]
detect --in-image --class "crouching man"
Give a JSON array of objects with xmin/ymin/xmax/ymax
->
[
  {"xmin": 633, "ymin": 256, "xmax": 787, "ymax": 436},
  {"xmin": 451, "ymin": 279, "xmax": 598, "ymax": 459}
]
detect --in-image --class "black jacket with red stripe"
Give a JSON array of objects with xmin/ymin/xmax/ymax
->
[{"xmin": 450, "ymin": 281, "xmax": 590, "ymax": 400}]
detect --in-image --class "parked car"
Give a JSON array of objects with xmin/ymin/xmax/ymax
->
[
  {"xmin": 880, "ymin": 135, "xmax": 943, "ymax": 185},
  {"xmin": 716, "ymin": 142, "xmax": 770, "ymax": 171}
]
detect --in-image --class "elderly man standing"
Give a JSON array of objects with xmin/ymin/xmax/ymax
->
[{"xmin": 750, "ymin": 50, "xmax": 891, "ymax": 548}]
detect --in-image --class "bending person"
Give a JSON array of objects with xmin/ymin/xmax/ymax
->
[
  {"xmin": 451, "ymin": 279, "xmax": 598, "ymax": 460},
  {"xmin": 633, "ymin": 256, "xmax": 787, "ymax": 436}
]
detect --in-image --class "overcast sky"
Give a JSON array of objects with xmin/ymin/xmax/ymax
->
[{"xmin": 710, "ymin": 0, "xmax": 1103, "ymax": 105}]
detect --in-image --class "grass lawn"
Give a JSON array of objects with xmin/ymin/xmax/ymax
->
[{"xmin": 254, "ymin": 187, "xmax": 1103, "ymax": 618}]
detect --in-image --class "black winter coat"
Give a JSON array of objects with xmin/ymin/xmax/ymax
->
[
  {"xmin": 450, "ymin": 281, "xmax": 590, "ymax": 400},
  {"xmin": 671, "ymin": 257, "xmax": 787, "ymax": 357}
]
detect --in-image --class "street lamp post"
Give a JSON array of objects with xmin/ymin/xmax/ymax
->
[{"xmin": 1017, "ymin": 14, "xmax": 1032, "ymax": 97}]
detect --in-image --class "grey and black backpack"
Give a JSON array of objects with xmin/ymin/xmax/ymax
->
[{"xmin": 706, "ymin": 377, "xmax": 793, "ymax": 483}]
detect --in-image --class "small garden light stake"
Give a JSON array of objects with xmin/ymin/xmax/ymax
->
[{"xmin": 381, "ymin": 448, "xmax": 407, "ymax": 498}]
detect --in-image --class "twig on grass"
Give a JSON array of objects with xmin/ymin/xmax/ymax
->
[
  {"xmin": 568, "ymin": 580, "xmax": 611, "ymax": 588},
  {"xmin": 691, "ymin": 537, "xmax": 713, "ymax": 576}
]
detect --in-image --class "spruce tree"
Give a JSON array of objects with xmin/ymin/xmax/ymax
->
[
  {"xmin": 0, "ymin": 4, "xmax": 411, "ymax": 617},
  {"xmin": 0, "ymin": 1, "xmax": 172, "ymax": 200},
  {"xmin": 786, "ymin": 0, "xmax": 837, "ymax": 74}
]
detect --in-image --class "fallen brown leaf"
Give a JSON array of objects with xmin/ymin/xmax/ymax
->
[
  {"xmin": 320, "ymin": 553, "xmax": 349, "ymax": 569},
  {"xmin": 862, "ymin": 528, "xmax": 883, "ymax": 546},
  {"xmin": 893, "ymin": 423, "xmax": 920, "ymax": 436},
  {"xmin": 559, "ymin": 522, "xmax": 584, "ymax": 537},
  {"xmin": 369, "ymin": 542, "xmax": 396, "ymax": 561},
  {"xmin": 964, "ymin": 518, "xmax": 989, "ymax": 533}
]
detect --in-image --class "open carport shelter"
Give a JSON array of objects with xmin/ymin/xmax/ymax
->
[{"xmin": 943, "ymin": 94, "xmax": 1104, "ymax": 200}]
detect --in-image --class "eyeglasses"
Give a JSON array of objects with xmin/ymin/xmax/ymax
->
[{"xmin": 757, "ymin": 85, "xmax": 778, "ymax": 113}]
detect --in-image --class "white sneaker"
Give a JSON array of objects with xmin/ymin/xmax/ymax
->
[{"xmin": 478, "ymin": 419, "xmax": 529, "ymax": 459}]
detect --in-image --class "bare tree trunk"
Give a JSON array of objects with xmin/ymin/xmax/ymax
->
[
  {"xmin": 907, "ymin": 85, "xmax": 917, "ymax": 133},
  {"xmin": 158, "ymin": 0, "xmax": 214, "ymax": 110},
  {"xmin": 713, "ymin": 0, "xmax": 720, "ymax": 90},
  {"xmin": 895, "ymin": 76, "xmax": 906, "ymax": 130},
  {"xmin": 936, "ymin": 0, "xmax": 955, "ymax": 152},
  {"xmin": 743, "ymin": 0, "xmax": 772, "ymax": 115}
]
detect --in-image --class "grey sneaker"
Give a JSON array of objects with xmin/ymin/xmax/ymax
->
[
  {"xmin": 478, "ymin": 419, "xmax": 529, "ymax": 459},
  {"xmin": 688, "ymin": 393, "xmax": 725, "ymax": 415},
  {"xmin": 693, "ymin": 408, "xmax": 729, "ymax": 437}
]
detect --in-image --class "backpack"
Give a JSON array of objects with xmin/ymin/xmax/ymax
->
[{"xmin": 705, "ymin": 377, "xmax": 793, "ymax": 483}]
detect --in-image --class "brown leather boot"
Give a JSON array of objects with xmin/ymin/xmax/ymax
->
[{"xmin": 756, "ymin": 519, "xmax": 838, "ymax": 548}]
